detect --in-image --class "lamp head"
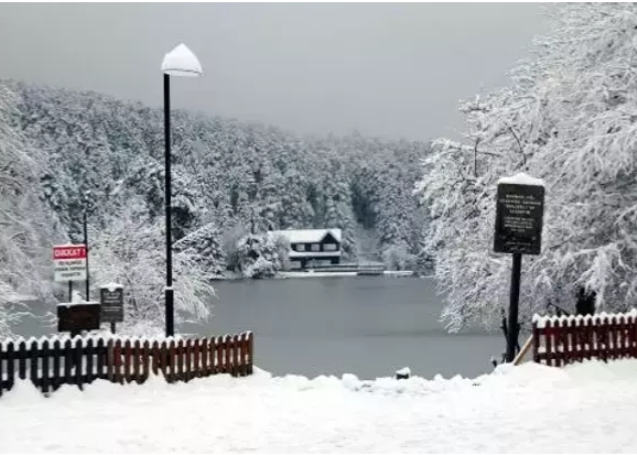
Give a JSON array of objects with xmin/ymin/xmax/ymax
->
[{"xmin": 161, "ymin": 43, "xmax": 203, "ymax": 77}]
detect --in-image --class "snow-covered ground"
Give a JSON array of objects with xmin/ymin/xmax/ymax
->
[{"xmin": 2, "ymin": 360, "xmax": 637, "ymax": 453}]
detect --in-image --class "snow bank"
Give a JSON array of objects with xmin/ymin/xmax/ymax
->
[
  {"xmin": 498, "ymin": 172, "xmax": 545, "ymax": 186},
  {"xmin": 2, "ymin": 360, "xmax": 637, "ymax": 453}
]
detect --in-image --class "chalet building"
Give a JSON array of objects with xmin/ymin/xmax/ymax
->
[{"xmin": 268, "ymin": 228, "xmax": 342, "ymax": 269}]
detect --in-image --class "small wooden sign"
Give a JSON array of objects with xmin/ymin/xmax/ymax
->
[
  {"xmin": 57, "ymin": 302, "xmax": 101, "ymax": 333},
  {"xmin": 494, "ymin": 179, "xmax": 545, "ymax": 255},
  {"xmin": 100, "ymin": 286, "xmax": 124, "ymax": 323}
]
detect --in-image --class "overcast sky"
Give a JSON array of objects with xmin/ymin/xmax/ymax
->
[{"xmin": 0, "ymin": 3, "xmax": 549, "ymax": 142}]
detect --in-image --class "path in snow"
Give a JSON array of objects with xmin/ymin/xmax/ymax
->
[{"xmin": 2, "ymin": 361, "xmax": 637, "ymax": 453}]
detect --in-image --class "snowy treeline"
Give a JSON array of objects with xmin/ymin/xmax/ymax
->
[
  {"xmin": 416, "ymin": 3, "xmax": 637, "ymax": 332},
  {"xmin": 0, "ymin": 79, "xmax": 429, "ymax": 335},
  {"xmin": 3, "ymin": 80, "xmax": 429, "ymax": 273}
]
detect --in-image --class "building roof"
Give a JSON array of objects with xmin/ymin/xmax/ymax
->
[{"xmin": 268, "ymin": 228, "xmax": 342, "ymax": 244}]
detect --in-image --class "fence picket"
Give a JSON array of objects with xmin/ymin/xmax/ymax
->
[
  {"xmin": 212, "ymin": 337, "xmax": 219, "ymax": 374},
  {"xmin": 632, "ymin": 315, "xmax": 637, "ymax": 358},
  {"xmin": 247, "ymin": 332, "xmax": 254, "ymax": 375},
  {"xmin": 141, "ymin": 341, "xmax": 150, "ymax": 382},
  {"xmin": 232, "ymin": 334, "xmax": 241, "ymax": 377},
  {"xmin": 6, "ymin": 342, "xmax": 15, "ymax": 392},
  {"xmin": 151, "ymin": 341, "xmax": 159, "ymax": 377},
  {"xmin": 133, "ymin": 339, "xmax": 141, "ymax": 384},
  {"xmin": 41, "ymin": 340, "xmax": 50, "ymax": 394},
  {"xmin": 114, "ymin": 340, "xmax": 123, "ymax": 384},
  {"xmin": 545, "ymin": 320, "xmax": 553, "ymax": 367},
  {"xmin": 185, "ymin": 339, "xmax": 193, "ymax": 382},
  {"xmin": 167, "ymin": 340, "xmax": 176, "ymax": 383},
  {"xmin": 193, "ymin": 339, "xmax": 200, "ymax": 378},
  {"xmin": 52, "ymin": 339, "xmax": 61, "ymax": 390},
  {"xmin": 28, "ymin": 339, "xmax": 38, "ymax": 388},
  {"xmin": 0, "ymin": 342, "xmax": 5, "ymax": 397},
  {"xmin": 75, "ymin": 339, "xmax": 84, "ymax": 389},
  {"xmin": 96, "ymin": 339, "xmax": 106, "ymax": 380},
  {"xmin": 63, "ymin": 339, "xmax": 73, "ymax": 386},
  {"xmin": 86, "ymin": 338, "xmax": 94, "ymax": 384},
  {"xmin": 18, "ymin": 341, "xmax": 27, "ymax": 380}
]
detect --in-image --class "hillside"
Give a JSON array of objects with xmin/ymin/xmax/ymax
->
[{"xmin": 6, "ymin": 80, "xmax": 430, "ymax": 275}]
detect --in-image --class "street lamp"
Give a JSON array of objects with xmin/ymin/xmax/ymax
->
[
  {"xmin": 161, "ymin": 43, "xmax": 203, "ymax": 337},
  {"xmin": 82, "ymin": 190, "xmax": 92, "ymax": 301}
]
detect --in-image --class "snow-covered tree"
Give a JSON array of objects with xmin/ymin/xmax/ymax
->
[
  {"xmin": 0, "ymin": 83, "xmax": 60, "ymax": 337},
  {"xmin": 89, "ymin": 199, "xmax": 214, "ymax": 335},
  {"xmin": 235, "ymin": 233, "xmax": 283, "ymax": 279},
  {"xmin": 416, "ymin": 3, "xmax": 637, "ymax": 332}
]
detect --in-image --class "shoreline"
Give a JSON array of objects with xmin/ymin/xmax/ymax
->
[{"xmin": 209, "ymin": 269, "xmax": 426, "ymax": 282}]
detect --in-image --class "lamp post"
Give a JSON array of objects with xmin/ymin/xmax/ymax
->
[
  {"xmin": 82, "ymin": 190, "xmax": 92, "ymax": 301},
  {"xmin": 161, "ymin": 43, "xmax": 203, "ymax": 337}
]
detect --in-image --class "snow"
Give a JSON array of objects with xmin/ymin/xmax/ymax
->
[
  {"xmin": 276, "ymin": 271, "xmax": 358, "ymax": 279},
  {"xmin": 269, "ymin": 228, "xmax": 343, "ymax": 244},
  {"xmin": 497, "ymin": 172, "xmax": 545, "ymax": 187},
  {"xmin": 384, "ymin": 270, "xmax": 414, "ymax": 277},
  {"xmin": 532, "ymin": 309, "xmax": 637, "ymax": 328},
  {"xmin": 161, "ymin": 43, "xmax": 203, "ymax": 77},
  {"xmin": 100, "ymin": 282, "xmax": 123, "ymax": 292},
  {"xmin": 287, "ymin": 250, "xmax": 342, "ymax": 259},
  {"xmin": 396, "ymin": 366, "xmax": 411, "ymax": 376},
  {"xmin": 2, "ymin": 360, "xmax": 637, "ymax": 452},
  {"xmin": 56, "ymin": 300, "xmax": 100, "ymax": 307}
]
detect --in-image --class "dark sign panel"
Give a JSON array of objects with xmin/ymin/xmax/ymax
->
[
  {"xmin": 494, "ymin": 183, "xmax": 545, "ymax": 255},
  {"xmin": 57, "ymin": 303, "xmax": 101, "ymax": 333},
  {"xmin": 100, "ymin": 287, "xmax": 124, "ymax": 323}
]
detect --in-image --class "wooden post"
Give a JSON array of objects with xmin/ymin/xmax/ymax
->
[{"xmin": 513, "ymin": 335, "xmax": 534, "ymax": 366}]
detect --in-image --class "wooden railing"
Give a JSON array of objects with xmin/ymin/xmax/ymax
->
[
  {"xmin": 0, "ymin": 332, "xmax": 254, "ymax": 396},
  {"xmin": 532, "ymin": 311, "xmax": 637, "ymax": 366}
]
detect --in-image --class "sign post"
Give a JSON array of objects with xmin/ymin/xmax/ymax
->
[
  {"xmin": 53, "ymin": 244, "xmax": 87, "ymax": 301},
  {"xmin": 494, "ymin": 173, "xmax": 545, "ymax": 363},
  {"xmin": 100, "ymin": 283, "xmax": 124, "ymax": 334}
]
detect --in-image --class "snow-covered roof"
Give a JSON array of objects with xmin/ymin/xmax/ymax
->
[
  {"xmin": 161, "ymin": 43, "xmax": 203, "ymax": 77},
  {"xmin": 288, "ymin": 250, "xmax": 341, "ymax": 258},
  {"xmin": 498, "ymin": 172, "xmax": 545, "ymax": 187},
  {"xmin": 100, "ymin": 282, "xmax": 123, "ymax": 291},
  {"xmin": 269, "ymin": 229, "xmax": 342, "ymax": 244}
]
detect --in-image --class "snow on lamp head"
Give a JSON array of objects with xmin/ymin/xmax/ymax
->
[{"xmin": 161, "ymin": 43, "xmax": 203, "ymax": 77}]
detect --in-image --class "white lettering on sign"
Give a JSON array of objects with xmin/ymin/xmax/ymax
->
[
  {"xmin": 53, "ymin": 245, "xmax": 87, "ymax": 260},
  {"xmin": 53, "ymin": 244, "xmax": 87, "ymax": 282}
]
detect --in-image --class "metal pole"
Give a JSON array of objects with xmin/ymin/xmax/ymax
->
[
  {"xmin": 164, "ymin": 73, "xmax": 174, "ymax": 338},
  {"xmin": 506, "ymin": 252, "xmax": 522, "ymax": 362},
  {"xmin": 68, "ymin": 281, "xmax": 73, "ymax": 302},
  {"xmin": 83, "ymin": 202, "xmax": 90, "ymax": 301}
]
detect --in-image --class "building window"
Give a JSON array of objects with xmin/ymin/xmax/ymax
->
[
  {"xmin": 311, "ymin": 243, "xmax": 320, "ymax": 252},
  {"xmin": 323, "ymin": 243, "xmax": 337, "ymax": 251},
  {"xmin": 294, "ymin": 244, "xmax": 306, "ymax": 252}
]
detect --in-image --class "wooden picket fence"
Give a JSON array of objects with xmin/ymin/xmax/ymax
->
[
  {"xmin": 532, "ymin": 311, "xmax": 637, "ymax": 367},
  {"xmin": 0, "ymin": 332, "xmax": 254, "ymax": 396}
]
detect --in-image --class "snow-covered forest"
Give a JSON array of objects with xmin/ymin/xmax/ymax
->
[
  {"xmin": 0, "ymin": 78, "xmax": 429, "ymax": 335},
  {"xmin": 416, "ymin": 3, "xmax": 637, "ymax": 332}
]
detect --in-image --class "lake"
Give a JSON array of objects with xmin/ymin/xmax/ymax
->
[
  {"xmin": 182, "ymin": 276, "xmax": 504, "ymax": 380},
  {"xmin": 11, "ymin": 276, "xmax": 505, "ymax": 380}
]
